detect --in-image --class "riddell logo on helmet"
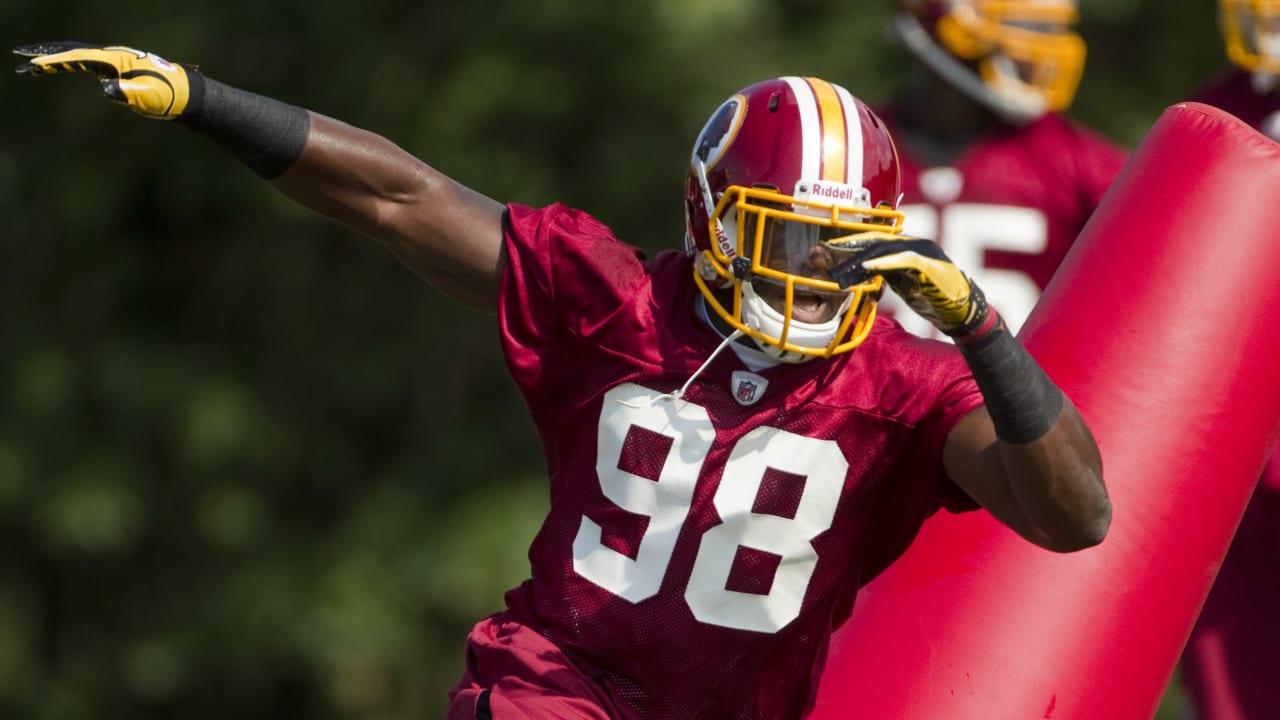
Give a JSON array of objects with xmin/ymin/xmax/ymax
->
[
  {"xmin": 713, "ymin": 221, "xmax": 736, "ymax": 259},
  {"xmin": 795, "ymin": 180, "xmax": 871, "ymax": 208}
]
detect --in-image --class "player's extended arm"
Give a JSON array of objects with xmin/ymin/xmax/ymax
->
[
  {"xmin": 13, "ymin": 42, "xmax": 506, "ymax": 312},
  {"xmin": 850, "ymin": 234, "xmax": 1111, "ymax": 552}
]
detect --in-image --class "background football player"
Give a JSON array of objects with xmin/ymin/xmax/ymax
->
[
  {"xmin": 875, "ymin": 0, "xmax": 1127, "ymax": 338},
  {"xmin": 1191, "ymin": 0, "xmax": 1280, "ymax": 140},
  {"xmin": 1179, "ymin": 3, "xmax": 1280, "ymax": 717},
  {"xmin": 13, "ymin": 43, "xmax": 1110, "ymax": 719}
]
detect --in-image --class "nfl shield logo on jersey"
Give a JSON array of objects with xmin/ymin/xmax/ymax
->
[{"xmin": 731, "ymin": 371, "xmax": 769, "ymax": 406}]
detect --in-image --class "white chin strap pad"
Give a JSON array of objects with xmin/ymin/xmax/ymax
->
[{"xmin": 741, "ymin": 282, "xmax": 850, "ymax": 362}]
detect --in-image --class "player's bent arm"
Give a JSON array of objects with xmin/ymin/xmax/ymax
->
[
  {"xmin": 851, "ymin": 234, "xmax": 1110, "ymax": 551},
  {"xmin": 268, "ymin": 114, "xmax": 507, "ymax": 312},
  {"xmin": 939, "ymin": 314, "xmax": 1111, "ymax": 553},
  {"xmin": 944, "ymin": 399, "xmax": 1109, "ymax": 553}
]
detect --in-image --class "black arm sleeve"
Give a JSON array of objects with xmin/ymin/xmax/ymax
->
[
  {"xmin": 959, "ymin": 315, "xmax": 1064, "ymax": 444},
  {"xmin": 179, "ymin": 72, "xmax": 310, "ymax": 180}
]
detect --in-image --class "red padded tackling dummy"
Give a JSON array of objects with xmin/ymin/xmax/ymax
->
[{"xmin": 810, "ymin": 103, "xmax": 1280, "ymax": 720}]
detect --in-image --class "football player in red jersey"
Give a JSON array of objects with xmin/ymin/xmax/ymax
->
[
  {"xmin": 13, "ymin": 45, "xmax": 1110, "ymax": 720},
  {"xmin": 1180, "ymin": 3, "xmax": 1280, "ymax": 718},
  {"xmin": 876, "ymin": 0, "xmax": 1128, "ymax": 338}
]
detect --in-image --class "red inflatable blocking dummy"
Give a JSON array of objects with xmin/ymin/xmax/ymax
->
[{"xmin": 811, "ymin": 104, "xmax": 1280, "ymax": 720}]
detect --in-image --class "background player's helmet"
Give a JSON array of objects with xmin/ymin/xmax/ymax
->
[
  {"xmin": 683, "ymin": 76, "xmax": 905, "ymax": 362},
  {"xmin": 1219, "ymin": 0, "xmax": 1280, "ymax": 75},
  {"xmin": 891, "ymin": 0, "xmax": 1086, "ymax": 124}
]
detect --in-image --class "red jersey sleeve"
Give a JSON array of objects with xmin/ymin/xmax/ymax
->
[{"xmin": 499, "ymin": 203, "xmax": 650, "ymax": 409}]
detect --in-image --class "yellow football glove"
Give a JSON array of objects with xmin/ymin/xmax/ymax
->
[
  {"xmin": 830, "ymin": 231, "xmax": 991, "ymax": 338},
  {"xmin": 13, "ymin": 42, "xmax": 195, "ymax": 119}
]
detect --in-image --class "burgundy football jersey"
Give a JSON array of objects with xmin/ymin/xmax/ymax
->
[
  {"xmin": 1193, "ymin": 68, "xmax": 1280, "ymax": 143},
  {"xmin": 491, "ymin": 203, "xmax": 984, "ymax": 720},
  {"xmin": 875, "ymin": 107, "xmax": 1127, "ymax": 338}
]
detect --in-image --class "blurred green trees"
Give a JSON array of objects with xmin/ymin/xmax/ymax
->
[{"xmin": 0, "ymin": 1, "xmax": 1228, "ymax": 717}]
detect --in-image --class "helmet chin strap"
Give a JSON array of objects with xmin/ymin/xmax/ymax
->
[{"xmin": 741, "ymin": 282, "xmax": 849, "ymax": 363}]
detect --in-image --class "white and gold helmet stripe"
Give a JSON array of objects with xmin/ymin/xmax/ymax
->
[{"xmin": 780, "ymin": 76, "xmax": 865, "ymax": 186}]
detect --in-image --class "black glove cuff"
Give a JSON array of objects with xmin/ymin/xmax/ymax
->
[
  {"xmin": 179, "ymin": 73, "xmax": 309, "ymax": 180},
  {"xmin": 960, "ymin": 318, "xmax": 1064, "ymax": 444}
]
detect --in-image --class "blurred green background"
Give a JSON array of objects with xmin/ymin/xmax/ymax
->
[{"xmin": 0, "ymin": 1, "xmax": 1228, "ymax": 718}]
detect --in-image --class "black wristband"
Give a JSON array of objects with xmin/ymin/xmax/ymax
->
[
  {"xmin": 179, "ymin": 72, "xmax": 310, "ymax": 180},
  {"xmin": 960, "ymin": 315, "xmax": 1064, "ymax": 444}
]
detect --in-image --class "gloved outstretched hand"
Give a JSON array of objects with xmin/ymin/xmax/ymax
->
[
  {"xmin": 830, "ymin": 231, "xmax": 992, "ymax": 338},
  {"xmin": 13, "ymin": 42, "xmax": 195, "ymax": 119}
]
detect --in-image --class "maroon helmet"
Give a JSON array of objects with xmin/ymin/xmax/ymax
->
[
  {"xmin": 683, "ymin": 76, "xmax": 904, "ymax": 361},
  {"xmin": 892, "ymin": 0, "xmax": 1086, "ymax": 123}
]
